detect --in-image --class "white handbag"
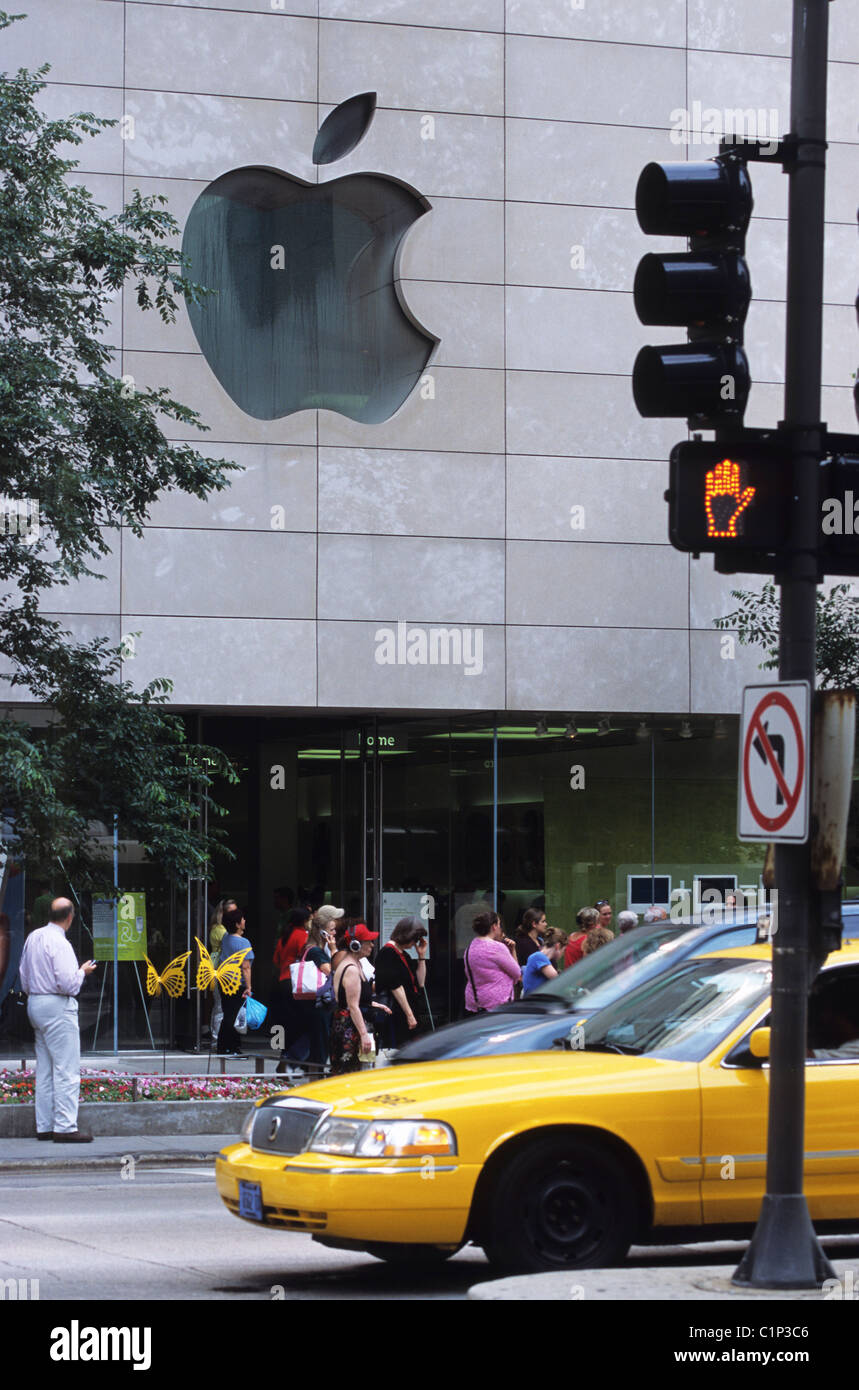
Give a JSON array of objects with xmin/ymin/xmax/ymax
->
[{"xmin": 290, "ymin": 948, "xmax": 325, "ymax": 1000}]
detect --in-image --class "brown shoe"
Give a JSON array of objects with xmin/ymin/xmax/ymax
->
[
  {"xmin": 52, "ymin": 1130, "xmax": 94, "ymax": 1143},
  {"xmin": 36, "ymin": 1132, "xmax": 54, "ymax": 1141}
]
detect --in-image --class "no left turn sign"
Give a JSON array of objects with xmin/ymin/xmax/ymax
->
[{"xmin": 738, "ymin": 681, "xmax": 810, "ymax": 842}]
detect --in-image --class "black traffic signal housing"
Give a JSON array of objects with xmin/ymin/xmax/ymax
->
[
  {"xmin": 820, "ymin": 451, "xmax": 859, "ymax": 574},
  {"xmin": 668, "ymin": 440, "xmax": 859, "ymax": 575},
  {"xmin": 633, "ymin": 155, "xmax": 753, "ymax": 426},
  {"xmin": 667, "ymin": 438, "xmax": 789, "ymax": 554}
]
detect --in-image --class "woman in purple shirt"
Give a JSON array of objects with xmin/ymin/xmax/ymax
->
[{"xmin": 463, "ymin": 910, "xmax": 521, "ymax": 1014}]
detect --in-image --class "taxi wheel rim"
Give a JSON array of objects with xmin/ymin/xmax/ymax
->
[{"xmin": 528, "ymin": 1166, "xmax": 609, "ymax": 1263}]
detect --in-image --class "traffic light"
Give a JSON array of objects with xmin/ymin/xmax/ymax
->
[
  {"xmin": 633, "ymin": 155, "xmax": 753, "ymax": 426},
  {"xmin": 667, "ymin": 440, "xmax": 859, "ymax": 572},
  {"xmin": 667, "ymin": 439, "xmax": 790, "ymax": 553}
]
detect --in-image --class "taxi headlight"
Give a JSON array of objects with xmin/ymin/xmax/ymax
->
[
  {"xmin": 308, "ymin": 1117, "xmax": 457, "ymax": 1159},
  {"xmin": 356, "ymin": 1120, "xmax": 456, "ymax": 1159},
  {"xmin": 309, "ymin": 1117, "xmax": 367, "ymax": 1154}
]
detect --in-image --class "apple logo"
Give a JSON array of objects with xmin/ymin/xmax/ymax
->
[{"xmin": 182, "ymin": 93, "xmax": 437, "ymax": 424}]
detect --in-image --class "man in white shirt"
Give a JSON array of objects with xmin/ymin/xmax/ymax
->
[{"xmin": 19, "ymin": 898, "xmax": 97, "ymax": 1142}]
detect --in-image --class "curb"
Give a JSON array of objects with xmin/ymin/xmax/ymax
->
[
  {"xmin": 0, "ymin": 1149, "xmax": 224, "ymax": 1173},
  {"xmin": 0, "ymin": 1098, "xmax": 253, "ymax": 1138}
]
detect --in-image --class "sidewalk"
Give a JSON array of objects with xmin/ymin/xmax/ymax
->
[
  {"xmin": 468, "ymin": 1258, "xmax": 859, "ymax": 1300},
  {"xmin": 0, "ymin": 1132, "xmax": 237, "ymax": 1172}
]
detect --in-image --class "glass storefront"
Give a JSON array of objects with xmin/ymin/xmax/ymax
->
[{"xmin": 5, "ymin": 710, "xmax": 859, "ymax": 1050}]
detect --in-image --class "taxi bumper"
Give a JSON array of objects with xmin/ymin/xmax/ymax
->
[{"xmin": 215, "ymin": 1143, "xmax": 479, "ymax": 1245}]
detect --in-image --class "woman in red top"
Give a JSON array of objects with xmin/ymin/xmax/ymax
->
[
  {"xmin": 273, "ymin": 907, "xmax": 311, "ymax": 977},
  {"xmin": 271, "ymin": 907, "xmax": 310, "ymax": 1033},
  {"xmin": 563, "ymin": 907, "xmax": 599, "ymax": 970}
]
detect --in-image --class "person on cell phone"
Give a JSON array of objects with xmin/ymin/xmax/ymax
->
[
  {"xmin": 375, "ymin": 917, "xmax": 428, "ymax": 1049},
  {"xmin": 464, "ymin": 910, "xmax": 521, "ymax": 1015}
]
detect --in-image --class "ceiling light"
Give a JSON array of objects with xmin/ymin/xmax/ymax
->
[
  {"xmin": 564, "ymin": 720, "xmax": 578, "ymax": 740},
  {"xmin": 714, "ymin": 717, "xmax": 728, "ymax": 739},
  {"xmin": 534, "ymin": 718, "xmax": 548, "ymax": 738},
  {"xmin": 679, "ymin": 720, "xmax": 693, "ymax": 739},
  {"xmin": 597, "ymin": 717, "xmax": 612, "ymax": 737},
  {"xmin": 636, "ymin": 721, "xmax": 650, "ymax": 740}
]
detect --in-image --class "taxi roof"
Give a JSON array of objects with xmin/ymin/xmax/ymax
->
[{"xmin": 701, "ymin": 937, "xmax": 859, "ymax": 964}]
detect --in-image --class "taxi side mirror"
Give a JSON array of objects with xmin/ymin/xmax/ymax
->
[{"xmin": 749, "ymin": 1027, "xmax": 771, "ymax": 1061}]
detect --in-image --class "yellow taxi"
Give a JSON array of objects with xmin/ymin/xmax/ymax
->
[{"xmin": 215, "ymin": 939, "xmax": 859, "ymax": 1271}]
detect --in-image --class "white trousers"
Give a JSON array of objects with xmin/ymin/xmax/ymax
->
[{"xmin": 27, "ymin": 994, "xmax": 81, "ymax": 1134}]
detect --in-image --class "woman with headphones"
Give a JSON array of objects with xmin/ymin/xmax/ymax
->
[{"xmin": 329, "ymin": 922, "xmax": 391, "ymax": 1074}]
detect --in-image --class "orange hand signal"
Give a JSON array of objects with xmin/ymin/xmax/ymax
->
[{"xmin": 704, "ymin": 458, "xmax": 756, "ymax": 538}]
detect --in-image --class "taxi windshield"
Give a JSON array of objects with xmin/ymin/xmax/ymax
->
[
  {"xmin": 536, "ymin": 922, "xmax": 703, "ymax": 1008},
  {"xmin": 580, "ymin": 957, "xmax": 772, "ymax": 1062}
]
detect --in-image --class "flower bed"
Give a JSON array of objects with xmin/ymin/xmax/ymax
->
[{"xmin": 0, "ymin": 1068, "xmax": 288, "ymax": 1104}]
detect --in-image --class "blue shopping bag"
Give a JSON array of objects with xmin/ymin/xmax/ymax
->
[{"xmin": 244, "ymin": 996, "xmax": 267, "ymax": 1030}]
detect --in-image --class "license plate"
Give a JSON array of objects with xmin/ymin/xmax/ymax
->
[{"xmin": 238, "ymin": 1181, "xmax": 263, "ymax": 1221}]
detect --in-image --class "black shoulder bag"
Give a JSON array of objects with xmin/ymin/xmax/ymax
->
[{"xmin": 464, "ymin": 943, "xmax": 486, "ymax": 1014}]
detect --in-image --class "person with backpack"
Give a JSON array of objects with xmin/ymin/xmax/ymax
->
[{"xmin": 463, "ymin": 910, "xmax": 520, "ymax": 1015}]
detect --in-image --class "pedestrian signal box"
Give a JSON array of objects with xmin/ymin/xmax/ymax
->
[{"xmin": 668, "ymin": 440, "xmax": 790, "ymax": 553}]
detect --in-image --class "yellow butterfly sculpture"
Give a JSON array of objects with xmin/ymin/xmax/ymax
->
[
  {"xmin": 144, "ymin": 951, "xmax": 191, "ymax": 999},
  {"xmin": 195, "ymin": 937, "xmax": 249, "ymax": 997}
]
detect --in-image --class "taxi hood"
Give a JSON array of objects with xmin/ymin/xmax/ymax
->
[{"xmin": 273, "ymin": 1050, "xmax": 688, "ymax": 1120}]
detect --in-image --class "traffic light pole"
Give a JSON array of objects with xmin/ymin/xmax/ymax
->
[{"xmin": 732, "ymin": 0, "xmax": 835, "ymax": 1289}]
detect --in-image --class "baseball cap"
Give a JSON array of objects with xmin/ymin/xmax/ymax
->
[
  {"xmin": 353, "ymin": 921, "xmax": 379, "ymax": 942},
  {"xmin": 316, "ymin": 904, "xmax": 345, "ymax": 925}
]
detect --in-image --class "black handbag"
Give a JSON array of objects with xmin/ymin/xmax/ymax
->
[
  {"xmin": 464, "ymin": 944, "xmax": 487, "ymax": 1014},
  {"xmin": 0, "ymin": 983, "xmax": 28, "ymax": 1041}
]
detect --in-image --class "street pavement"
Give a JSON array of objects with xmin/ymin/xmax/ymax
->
[
  {"xmin": 0, "ymin": 1167, "xmax": 485, "ymax": 1300},
  {"xmin": 2, "ymin": 1159, "xmax": 858, "ymax": 1301}
]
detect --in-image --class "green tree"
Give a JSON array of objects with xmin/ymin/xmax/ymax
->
[
  {"xmin": 715, "ymin": 582, "xmax": 859, "ymax": 692},
  {"xmin": 0, "ymin": 12, "xmax": 239, "ymax": 886}
]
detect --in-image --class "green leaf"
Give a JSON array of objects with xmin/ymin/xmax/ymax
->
[{"xmin": 0, "ymin": 16, "xmax": 241, "ymax": 881}]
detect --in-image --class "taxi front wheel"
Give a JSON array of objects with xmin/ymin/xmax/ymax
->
[{"xmin": 482, "ymin": 1137, "xmax": 636, "ymax": 1273}]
